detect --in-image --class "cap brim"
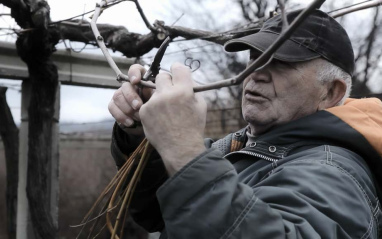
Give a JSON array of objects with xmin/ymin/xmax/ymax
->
[{"xmin": 224, "ymin": 31, "xmax": 320, "ymax": 62}]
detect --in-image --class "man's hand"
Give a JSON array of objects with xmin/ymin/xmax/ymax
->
[
  {"xmin": 140, "ymin": 63, "xmax": 207, "ymax": 176},
  {"xmin": 108, "ymin": 64, "xmax": 153, "ymax": 128}
]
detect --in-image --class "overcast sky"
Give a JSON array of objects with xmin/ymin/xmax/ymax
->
[{"xmin": 0, "ymin": 0, "xmax": 379, "ymax": 124}]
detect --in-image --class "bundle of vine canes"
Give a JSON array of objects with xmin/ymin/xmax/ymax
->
[{"xmin": 73, "ymin": 138, "xmax": 153, "ymax": 238}]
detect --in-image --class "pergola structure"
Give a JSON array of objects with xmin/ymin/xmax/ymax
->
[{"xmin": 0, "ymin": 40, "xmax": 133, "ymax": 238}]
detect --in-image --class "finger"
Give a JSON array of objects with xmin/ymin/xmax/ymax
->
[
  {"xmin": 108, "ymin": 99, "xmax": 135, "ymax": 127},
  {"xmin": 109, "ymin": 88, "xmax": 134, "ymax": 115},
  {"xmin": 171, "ymin": 62, "xmax": 193, "ymax": 89},
  {"xmin": 110, "ymin": 97, "xmax": 141, "ymax": 122},
  {"xmin": 127, "ymin": 64, "xmax": 146, "ymax": 85},
  {"xmin": 155, "ymin": 72, "xmax": 173, "ymax": 92},
  {"xmin": 120, "ymin": 82, "xmax": 143, "ymax": 110},
  {"xmin": 112, "ymin": 96, "xmax": 135, "ymax": 116}
]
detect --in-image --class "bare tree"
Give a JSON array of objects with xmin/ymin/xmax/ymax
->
[
  {"xmin": 238, "ymin": 0, "xmax": 268, "ymax": 21},
  {"xmin": 351, "ymin": 6, "xmax": 382, "ymax": 97}
]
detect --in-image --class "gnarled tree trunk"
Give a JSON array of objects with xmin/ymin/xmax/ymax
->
[{"xmin": 16, "ymin": 26, "xmax": 60, "ymax": 238}]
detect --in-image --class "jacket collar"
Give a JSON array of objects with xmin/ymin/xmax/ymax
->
[{"xmin": 231, "ymin": 109, "xmax": 380, "ymax": 162}]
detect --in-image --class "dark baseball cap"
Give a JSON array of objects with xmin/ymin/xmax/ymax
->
[{"xmin": 224, "ymin": 9, "xmax": 355, "ymax": 76}]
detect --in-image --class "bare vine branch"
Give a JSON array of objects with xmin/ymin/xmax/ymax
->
[
  {"xmin": 132, "ymin": 0, "xmax": 155, "ymax": 32},
  {"xmin": 330, "ymin": 0, "xmax": 382, "ymax": 18},
  {"xmin": 362, "ymin": 6, "xmax": 379, "ymax": 85},
  {"xmin": 278, "ymin": 0, "xmax": 289, "ymax": 33},
  {"xmin": 56, "ymin": 0, "xmax": 381, "ymax": 92},
  {"xmin": 328, "ymin": 0, "xmax": 373, "ymax": 14},
  {"xmin": 238, "ymin": 0, "xmax": 267, "ymax": 21},
  {"xmin": 91, "ymin": 0, "xmax": 325, "ymax": 92}
]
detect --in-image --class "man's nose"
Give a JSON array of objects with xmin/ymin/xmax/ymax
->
[
  {"xmin": 246, "ymin": 54, "xmax": 273, "ymax": 83},
  {"xmin": 249, "ymin": 69, "xmax": 271, "ymax": 83}
]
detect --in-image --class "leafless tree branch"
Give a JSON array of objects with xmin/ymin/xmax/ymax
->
[
  {"xmin": 192, "ymin": 0, "xmax": 325, "ymax": 92},
  {"xmin": 278, "ymin": 0, "xmax": 289, "ymax": 32},
  {"xmin": 330, "ymin": 0, "xmax": 382, "ymax": 18},
  {"xmin": 132, "ymin": 0, "xmax": 155, "ymax": 32},
  {"xmin": 362, "ymin": 7, "xmax": 379, "ymax": 85},
  {"xmin": 58, "ymin": 20, "xmax": 155, "ymax": 57},
  {"xmin": 91, "ymin": 0, "xmax": 325, "ymax": 92},
  {"xmin": 89, "ymin": 0, "xmax": 381, "ymax": 93},
  {"xmin": 237, "ymin": 0, "xmax": 268, "ymax": 21},
  {"xmin": 58, "ymin": 19, "xmax": 260, "ymax": 57}
]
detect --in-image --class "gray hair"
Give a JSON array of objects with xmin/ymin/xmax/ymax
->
[
  {"xmin": 315, "ymin": 59, "xmax": 352, "ymax": 106},
  {"xmin": 298, "ymin": 58, "xmax": 352, "ymax": 106}
]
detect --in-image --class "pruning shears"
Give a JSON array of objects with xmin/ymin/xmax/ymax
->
[{"xmin": 142, "ymin": 36, "xmax": 171, "ymax": 82}]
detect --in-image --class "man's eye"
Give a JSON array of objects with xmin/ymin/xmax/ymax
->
[
  {"xmin": 274, "ymin": 60, "xmax": 294, "ymax": 68},
  {"xmin": 273, "ymin": 60, "xmax": 300, "ymax": 72},
  {"xmin": 274, "ymin": 60, "xmax": 288, "ymax": 66}
]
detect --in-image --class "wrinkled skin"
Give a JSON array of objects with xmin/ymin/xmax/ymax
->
[{"xmin": 242, "ymin": 53, "xmax": 331, "ymax": 135}]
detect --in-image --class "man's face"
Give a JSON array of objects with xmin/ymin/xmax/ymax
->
[{"xmin": 242, "ymin": 51, "xmax": 327, "ymax": 135}]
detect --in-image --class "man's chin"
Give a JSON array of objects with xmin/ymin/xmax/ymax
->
[
  {"xmin": 243, "ymin": 115, "xmax": 275, "ymax": 134},
  {"xmin": 247, "ymin": 122, "xmax": 274, "ymax": 136},
  {"xmin": 242, "ymin": 106, "xmax": 273, "ymax": 122}
]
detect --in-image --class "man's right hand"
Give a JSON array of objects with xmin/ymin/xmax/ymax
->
[{"xmin": 108, "ymin": 64, "xmax": 154, "ymax": 127}]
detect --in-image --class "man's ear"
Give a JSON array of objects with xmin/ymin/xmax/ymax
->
[{"xmin": 318, "ymin": 79, "xmax": 347, "ymax": 109}]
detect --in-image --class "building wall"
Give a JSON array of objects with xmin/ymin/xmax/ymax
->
[
  {"xmin": 0, "ymin": 135, "xmax": 147, "ymax": 239},
  {"xmin": 57, "ymin": 136, "xmax": 117, "ymax": 238},
  {"xmin": 205, "ymin": 106, "xmax": 246, "ymax": 139}
]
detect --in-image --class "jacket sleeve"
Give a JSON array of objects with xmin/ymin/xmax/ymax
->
[
  {"xmin": 156, "ymin": 148, "xmax": 376, "ymax": 238},
  {"xmin": 110, "ymin": 123, "xmax": 168, "ymax": 232},
  {"xmin": 110, "ymin": 123, "xmax": 220, "ymax": 233}
]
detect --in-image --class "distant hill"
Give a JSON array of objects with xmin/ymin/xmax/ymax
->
[{"xmin": 59, "ymin": 119, "xmax": 115, "ymax": 137}]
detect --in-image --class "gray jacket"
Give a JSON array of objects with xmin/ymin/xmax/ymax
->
[{"xmin": 111, "ymin": 99, "xmax": 382, "ymax": 238}]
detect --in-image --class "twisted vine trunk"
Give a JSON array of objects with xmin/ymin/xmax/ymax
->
[
  {"xmin": 0, "ymin": 87, "xmax": 19, "ymax": 239},
  {"xmin": 0, "ymin": 0, "xmax": 60, "ymax": 237},
  {"xmin": 16, "ymin": 26, "xmax": 60, "ymax": 239}
]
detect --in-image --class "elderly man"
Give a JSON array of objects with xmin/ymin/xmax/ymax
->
[{"xmin": 108, "ymin": 9, "xmax": 382, "ymax": 238}]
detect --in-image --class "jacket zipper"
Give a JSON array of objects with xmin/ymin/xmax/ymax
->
[{"xmin": 224, "ymin": 150, "xmax": 279, "ymax": 162}]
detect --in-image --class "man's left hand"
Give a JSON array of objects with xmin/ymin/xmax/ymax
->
[{"xmin": 140, "ymin": 63, "xmax": 207, "ymax": 176}]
